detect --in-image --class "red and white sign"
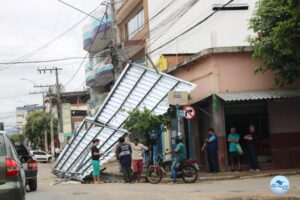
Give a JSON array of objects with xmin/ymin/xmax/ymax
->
[{"xmin": 184, "ymin": 106, "xmax": 195, "ymax": 120}]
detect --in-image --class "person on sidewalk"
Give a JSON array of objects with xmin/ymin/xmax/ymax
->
[
  {"xmin": 201, "ymin": 128, "xmax": 219, "ymax": 173},
  {"xmin": 91, "ymin": 138, "xmax": 104, "ymax": 184},
  {"xmin": 244, "ymin": 124, "xmax": 260, "ymax": 172},
  {"xmin": 167, "ymin": 136, "xmax": 187, "ymax": 183},
  {"xmin": 55, "ymin": 147, "xmax": 60, "ymax": 160},
  {"xmin": 130, "ymin": 138, "xmax": 149, "ymax": 183},
  {"xmin": 228, "ymin": 127, "xmax": 241, "ymax": 172},
  {"xmin": 116, "ymin": 136, "xmax": 133, "ymax": 183}
]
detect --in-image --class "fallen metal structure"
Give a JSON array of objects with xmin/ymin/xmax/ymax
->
[{"xmin": 52, "ymin": 63, "xmax": 195, "ymax": 181}]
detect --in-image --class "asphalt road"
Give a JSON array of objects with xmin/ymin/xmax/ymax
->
[{"xmin": 26, "ymin": 163, "xmax": 300, "ymax": 200}]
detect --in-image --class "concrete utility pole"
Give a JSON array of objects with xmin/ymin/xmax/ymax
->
[
  {"xmin": 37, "ymin": 67, "xmax": 64, "ymax": 142},
  {"xmin": 29, "ymin": 91, "xmax": 48, "ymax": 152}
]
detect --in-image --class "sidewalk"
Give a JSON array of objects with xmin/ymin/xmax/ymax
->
[{"xmin": 102, "ymin": 161, "xmax": 300, "ymax": 183}]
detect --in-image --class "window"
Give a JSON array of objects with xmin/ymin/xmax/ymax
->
[
  {"xmin": 0, "ymin": 135, "xmax": 6, "ymax": 157},
  {"xmin": 127, "ymin": 9, "xmax": 144, "ymax": 39}
]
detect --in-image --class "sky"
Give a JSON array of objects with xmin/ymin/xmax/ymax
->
[{"xmin": 0, "ymin": 0, "xmax": 102, "ymax": 128}]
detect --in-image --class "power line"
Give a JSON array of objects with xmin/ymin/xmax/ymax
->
[
  {"xmin": 64, "ymin": 4, "xmax": 109, "ymax": 87},
  {"xmin": 0, "ymin": 55, "xmax": 109, "ymax": 65},
  {"xmin": 148, "ymin": 0, "xmax": 234, "ymax": 54},
  {"xmin": 0, "ymin": 5, "xmax": 102, "ymax": 71}
]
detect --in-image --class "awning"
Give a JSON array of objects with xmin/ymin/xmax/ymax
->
[
  {"xmin": 216, "ymin": 89, "xmax": 300, "ymax": 102},
  {"xmin": 53, "ymin": 63, "xmax": 196, "ymax": 180}
]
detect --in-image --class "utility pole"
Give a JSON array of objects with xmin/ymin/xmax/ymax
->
[
  {"xmin": 29, "ymin": 90, "xmax": 48, "ymax": 152},
  {"xmin": 37, "ymin": 67, "xmax": 64, "ymax": 150}
]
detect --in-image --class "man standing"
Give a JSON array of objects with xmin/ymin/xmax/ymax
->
[
  {"xmin": 130, "ymin": 138, "xmax": 149, "ymax": 183},
  {"xmin": 201, "ymin": 128, "xmax": 219, "ymax": 173},
  {"xmin": 244, "ymin": 124, "xmax": 260, "ymax": 172},
  {"xmin": 168, "ymin": 136, "xmax": 187, "ymax": 183},
  {"xmin": 91, "ymin": 139, "xmax": 104, "ymax": 184},
  {"xmin": 228, "ymin": 127, "xmax": 241, "ymax": 172},
  {"xmin": 116, "ymin": 137, "xmax": 133, "ymax": 183},
  {"xmin": 55, "ymin": 147, "xmax": 60, "ymax": 160}
]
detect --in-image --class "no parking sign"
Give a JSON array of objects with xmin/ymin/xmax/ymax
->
[{"xmin": 184, "ymin": 106, "xmax": 195, "ymax": 120}]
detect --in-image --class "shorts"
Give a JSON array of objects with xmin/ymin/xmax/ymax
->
[
  {"xmin": 133, "ymin": 160, "xmax": 143, "ymax": 173},
  {"xmin": 92, "ymin": 160, "xmax": 100, "ymax": 176},
  {"xmin": 229, "ymin": 152, "xmax": 240, "ymax": 164}
]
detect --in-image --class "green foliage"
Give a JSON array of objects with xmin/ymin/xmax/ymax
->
[
  {"xmin": 248, "ymin": 0, "xmax": 300, "ymax": 86},
  {"xmin": 25, "ymin": 110, "xmax": 57, "ymax": 142},
  {"xmin": 123, "ymin": 107, "xmax": 170, "ymax": 135},
  {"xmin": 10, "ymin": 134, "xmax": 24, "ymax": 143}
]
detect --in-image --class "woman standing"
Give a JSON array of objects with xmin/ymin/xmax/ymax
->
[
  {"xmin": 91, "ymin": 138, "xmax": 104, "ymax": 184},
  {"xmin": 202, "ymin": 128, "xmax": 219, "ymax": 173}
]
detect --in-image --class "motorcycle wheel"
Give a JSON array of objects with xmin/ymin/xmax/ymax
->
[
  {"xmin": 181, "ymin": 165, "xmax": 198, "ymax": 183},
  {"xmin": 146, "ymin": 167, "xmax": 163, "ymax": 184}
]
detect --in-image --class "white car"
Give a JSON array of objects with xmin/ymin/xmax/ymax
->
[{"xmin": 31, "ymin": 150, "xmax": 52, "ymax": 163}]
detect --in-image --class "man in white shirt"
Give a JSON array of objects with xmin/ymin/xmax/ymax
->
[{"xmin": 130, "ymin": 138, "xmax": 149, "ymax": 183}]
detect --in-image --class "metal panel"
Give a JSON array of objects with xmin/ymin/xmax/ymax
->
[
  {"xmin": 53, "ymin": 63, "xmax": 196, "ymax": 180},
  {"xmin": 217, "ymin": 89, "xmax": 300, "ymax": 102}
]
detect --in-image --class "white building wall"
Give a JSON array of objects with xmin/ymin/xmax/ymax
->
[{"xmin": 147, "ymin": 0, "xmax": 257, "ymax": 62}]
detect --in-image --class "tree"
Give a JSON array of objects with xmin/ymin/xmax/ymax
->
[
  {"xmin": 10, "ymin": 134, "xmax": 24, "ymax": 143},
  {"xmin": 123, "ymin": 108, "xmax": 170, "ymax": 145},
  {"xmin": 249, "ymin": 0, "xmax": 300, "ymax": 86},
  {"xmin": 25, "ymin": 110, "xmax": 57, "ymax": 149}
]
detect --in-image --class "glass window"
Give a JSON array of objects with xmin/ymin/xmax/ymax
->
[
  {"xmin": 0, "ymin": 135, "xmax": 6, "ymax": 157},
  {"xmin": 127, "ymin": 9, "xmax": 144, "ymax": 39}
]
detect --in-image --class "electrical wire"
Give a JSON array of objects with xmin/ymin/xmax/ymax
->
[
  {"xmin": 148, "ymin": 0, "xmax": 235, "ymax": 54},
  {"xmin": 0, "ymin": 4, "xmax": 102, "ymax": 71},
  {"xmin": 64, "ymin": 4, "xmax": 109, "ymax": 87}
]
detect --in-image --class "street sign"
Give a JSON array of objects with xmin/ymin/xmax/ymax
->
[
  {"xmin": 178, "ymin": 110, "xmax": 185, "ymax": 117},
  {"xmin": 184, "ymin": 106, "xmax": 195, "ymax": 120},
  {"xmin": 168, "ymin": 91, "xmax": 188, "ymax": 105},
  {"xmin": 58, "ymin": 133, "xmax": 65, "ymax": 143}
]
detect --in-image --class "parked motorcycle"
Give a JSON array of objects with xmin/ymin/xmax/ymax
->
[{"xmin": 146, "ymin": 153, "xmax": 199, "ymax": 184}]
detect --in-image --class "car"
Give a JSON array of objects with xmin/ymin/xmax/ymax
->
[
  {"xmin": 0, "ymin": 131, "xmax": 26, "ymax": 200},
  {"xmin": 14, "ymin": 143, "xmax": 38, "ymax": 191},
  {"xmin": 30, "ymin": 150, "xmax": 52, "ymax": 163}
]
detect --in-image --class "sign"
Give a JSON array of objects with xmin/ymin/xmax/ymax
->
[
  {"xmin": 62, "ymin": 103, "xmax": 72, "ymax": 135},
  {"xmin": 184, "ymin": 106, "xmax": 195, "ymax": 120},
  {"xmin": 178, "ymin": 110, "xmax": 185, "ymax": 117},
  {"xmin": 168, "ymin": 91, "xmax": 188, "ymax": 105},
  {"xmin": 58, "ymin": 133, "xmax": 65, "ymax": 143}
]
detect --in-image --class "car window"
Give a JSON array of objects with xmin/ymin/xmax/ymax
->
[
  {"xmin": 40, "ymin": 152, "xmax": 46, "ymax": 155},
  {"xmin": 0, "ymin": 135, "xmax": 6, "ymax": 157},
  {"xmin": 14, "ymin": 144, "xmax": 29, "ymax": 156}
]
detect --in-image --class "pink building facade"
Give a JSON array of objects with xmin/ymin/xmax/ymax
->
[{"xmin": 166, "ymin": 46, "xmax": 300, "ymax": 171}]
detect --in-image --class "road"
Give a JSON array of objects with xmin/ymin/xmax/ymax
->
[{"xmin": 26, "ymin": 163, "xmax": 300, "ymax": 200}]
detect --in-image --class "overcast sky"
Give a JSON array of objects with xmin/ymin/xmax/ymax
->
[{"xmin": 0, "ymin": 0, "xmax": 102, "ymax": 128}]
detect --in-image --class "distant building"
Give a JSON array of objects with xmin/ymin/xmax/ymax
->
[{"xmin": 16, "ymin": 105, "xmax": 44, "ymax": 134}]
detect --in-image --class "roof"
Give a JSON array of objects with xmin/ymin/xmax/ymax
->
[
  {"xmin": 167, "ymin": 46, "xmax": 253, "ymax": 73},
  {"xmin": 216, "ymin": 89, "xmax": 300, "ymax": 102},
  {"xmin": 53, "ymin": 63, "xmax": 196, "ymax": 180}
]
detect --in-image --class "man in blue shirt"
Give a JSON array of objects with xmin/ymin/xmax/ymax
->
[
  {"xmin": 228, "ymin": 127, "xmax": 241, "ymax": 172},
  {"xmin": 116, "ymin": 137, "xmax": 133, "ymax": 183},
  {"xmin": 202, "ymin": 128, "xmax": 219, "ymax": 173}
]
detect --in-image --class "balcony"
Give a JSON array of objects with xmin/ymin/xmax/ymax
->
[
  {"xmin": 83, "ymin": 14, "xmax": 112, "ymax": 52},
  {"xmin": 85, "ymin": 56, "xmax": 114, "ymax": 87}
]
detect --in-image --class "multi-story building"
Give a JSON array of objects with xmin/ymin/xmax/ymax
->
[
  {"xmin": 82, "ymin": 0, "xmax": 149, "ymax": 115},
  {"xmin": 16, "ymin": 105, "xmax": 44, "ymax": 134}
]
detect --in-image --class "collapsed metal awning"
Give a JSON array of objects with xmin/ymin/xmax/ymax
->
[
  {"xmin": 53, "ymin": 63, "xmax": 196, "ymax": 180},
  {"xmin": 216, "ymin": 89, "xmax": 300, "ymax": 102}
]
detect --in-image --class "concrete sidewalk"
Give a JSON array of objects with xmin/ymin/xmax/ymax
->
[{"xmin": 101, "ymin": 161, "xmax": 300, "ymax": 183}]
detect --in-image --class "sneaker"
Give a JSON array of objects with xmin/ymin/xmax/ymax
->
[
  {"xmin": 249, "ymin": 169, "xmax": 255, "ymax": 172},
  {"xmin": 255, "ymin": 169, "xmax": 260, "ymax": 172}
]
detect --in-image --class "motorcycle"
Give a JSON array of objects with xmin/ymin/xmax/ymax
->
[{"xmin": 146, "ymin": 153, "xmax": 199, "ymax": 184}]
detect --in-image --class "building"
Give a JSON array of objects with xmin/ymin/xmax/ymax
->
[
  {"xmin": 16, "ymin": 105, "xmax": 44, "ymax": 134},
  {"xmin": 162, "ymin": 46, "xmax": 300, "ymax": 170},
  {"xmin": 148, "ymin": 0, "xmax": 256, "ymax": 62},
  {"xmin": 60, "ymin": 91, "xmax": 89, "ymax": 135},
  {"xmin": 82, "ymin": 0, "xmax": 150, "ymax": 115}
]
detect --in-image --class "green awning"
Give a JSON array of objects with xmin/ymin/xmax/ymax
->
[{"xmin": 64, "ymin": 132, "xmax": 73, "ymax": 137}]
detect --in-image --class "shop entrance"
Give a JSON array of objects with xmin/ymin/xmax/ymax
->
[{"xmin": 225, "ymin": 101, "xmax": 271, "ymax": 165}]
